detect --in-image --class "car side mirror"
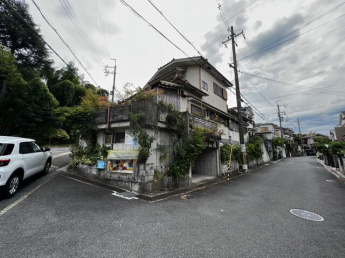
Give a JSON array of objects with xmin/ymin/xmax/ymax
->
[{"xmin": 45, "ymin": 148, "xmax": 51, "ymax": 152}]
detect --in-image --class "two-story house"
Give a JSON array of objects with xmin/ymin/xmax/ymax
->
[
  {"xmin": 93, "ymin": 56, "xmax": 233, "ymax": 193},
  {"xmin": 302, "ymin": 133, "xmax": 329, "ymax": 155},
  {"xmin": 254, "ymin": 123, "xmax": 277, "ymax": 140},
  {"xmin": 228, "ymin": 106, "xmax": 254, "ymax": 144}
]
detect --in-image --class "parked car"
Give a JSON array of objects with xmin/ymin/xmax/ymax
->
[{"xmin": 0, "ymin": 136, "xmax": 52, "ymax": 198}]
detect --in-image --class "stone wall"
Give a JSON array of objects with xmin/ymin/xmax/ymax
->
[{"xmin": 70, "ymin": 163, "xmax": 191, "ymax": 194}]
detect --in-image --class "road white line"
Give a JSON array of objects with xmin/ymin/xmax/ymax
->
[
  {"xmin": 0, "ymin": 177, "xmax": 53, "ymax": 217},
  {"xmin": 53, "ymin": 152, "xmax": 71, "ymax": 159},
  {"xmin": 0, "ymin": 164, "xmax": 70, "ymax": 217}
]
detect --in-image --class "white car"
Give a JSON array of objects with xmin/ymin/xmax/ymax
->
[{"xmin": 0, "ymin": 136, "xmax": 52, "ymax": 198}]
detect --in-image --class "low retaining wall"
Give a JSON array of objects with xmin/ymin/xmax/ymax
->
[
  {"xmin": 221, "ymin": 158, "xmax": 267, "ymax": 176},
  {"xmin": 70, "ymin": 163, "xmax": 191, "ymax": 194}
]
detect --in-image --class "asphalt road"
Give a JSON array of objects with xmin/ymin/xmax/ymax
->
[
  {"xmin": 0, "ymin": 156, "xmax": 345, "ymax": 257},
  {"xmin": 0, "ymin": 147, "xmax": 71, "ymax": 209}
]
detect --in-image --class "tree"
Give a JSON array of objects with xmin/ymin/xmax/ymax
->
[
  {"xmin": 314, "ymin": 136, "xmax": 331, "ymax": 144},
  {"xmin": 80, "ymin": 90, "xmax": 109, "ymax": 110},
  {"xmin": 47, "ymin": 62, "xmax": 80, "ymax": 87},
  {"xmin": 49, "ymin": 80, "xmax": 75, "ymax": 106},
  {"xmin": 45, "ymin": 128, "xmax": 70, "ymax": 145},
  {"xmin": 0, "ymin": 0, "xmax": 53, "ymax": 80},
  {"xmin": 0, "ymin": 45, "xmax": 17, "ymax": 98}
]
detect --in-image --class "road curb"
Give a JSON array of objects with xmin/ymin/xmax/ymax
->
[
  {"xmin": 316, "ymin": 158, "xmax": 345, "ymax": 185},
  {"xmin": 59, "ymin": 171, "xmax": 245, "ymax": 202}
]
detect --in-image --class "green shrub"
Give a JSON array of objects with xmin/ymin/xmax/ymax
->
[
  {"xmin": 168, "ymin": 127, "xmax": 206, "ymax": 178},
  {"xmin": 220, "ymin": 143, "xmax": 231, "ymax": 163}
]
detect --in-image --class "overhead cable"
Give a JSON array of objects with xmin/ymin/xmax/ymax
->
[
  {"xmin": 238, "ymin": 14, "xmax": 345, "ymax": 61},
  {"xmin": 31, "ymin": 0, "xmax": 100, "ymax": 86},
  {"xmin": 1, "ymin": 0, "xmax": 92, "ymax": 85},
  {"xmin": 59, "ymin": 0, "xmax": 106, "ymax": 69},
  {"xmin": 147, "ymin": 0, "xmax": 204, "ymax": 57},
  {"xmin": 95, "ymin": 0, "xmax": 110, "ymax": 57}
]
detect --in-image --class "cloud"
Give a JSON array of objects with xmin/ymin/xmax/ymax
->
[
  {"xmin": 200, "ymin": 0, "xmax": 253, "ymax": 65},
  {"xmin": 247, "ymin": 13, "xmax": 305, "ymax": 58}
]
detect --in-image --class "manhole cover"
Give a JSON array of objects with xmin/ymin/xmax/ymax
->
[
  {"xmin": 290, "ymin": 209, "xmax": 324, "ymax": 221},
  {"xmin": 326, "ymin": 180, "xmax": 336, "ymax": 182},
  {"xmin": 181, "ymin": 194, "xmax": 195, "ymax": 200}
]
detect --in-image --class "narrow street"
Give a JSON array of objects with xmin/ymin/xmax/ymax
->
[
  {"xmin": 0, "ymin": 148, "xmax": 71, "ymax": 210},
  {"xmin": 1, "ymin": 156, "xmax": 344, "ymax": 257}
]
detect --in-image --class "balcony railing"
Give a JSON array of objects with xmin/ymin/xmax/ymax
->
[
  {"xmin": 190, "ymin": 115, "xmax": 217, "ymax": 131},
  {"xmin": 94, "ymin": 101, "xmax": 158, "ymax": 126}
]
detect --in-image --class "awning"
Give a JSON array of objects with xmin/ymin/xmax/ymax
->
[{"xmin": 107, "ymin": 149, "xmax": 139, "ymax": 160}]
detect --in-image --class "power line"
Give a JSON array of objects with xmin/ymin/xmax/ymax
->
[
  {"xmin": 250, "ymin": 83, "xmax": 345, "ymax": 103},
  {"xmin": 242, "ymin": 36, "xmax": 281, "ymax": 100},
  {"xmin": 238, "ymin": 14, "xmax": 345, "ymax": 61},
  {"xmin": 1, "ymin": 0, "xmax": 89, "ymax": 85},
  {"xmin": 30, "ymin": 0, "xmax": 100, "ymax": 86},
  {"xmin": 201, "ymin": 0, "xmax": 276, "ymax": 51},
  {"xmin": 119, "ymin": 0, "xmax": 190, "ymax": 57},
  {"xmin": 201, "ymin": 0, "xmax": 261, "ymax": 40},
  {"xmin": 147, "ymin": 0, "xmax": 203, "ymax": 57},
  {"xmin": 249, "ymin": 2, "xmax": 345, "ymax": 55},
  {"xmin": 239, "ymin": 26, "xmax": 345, "ymax": 65},
  {"xmin": 59, "ymin": 0, "xmax": 105, "ymax": 70},
  {"xmin": 229, "ymin": 88, "xmax": 273, "ymax": 124},
  {"xmin": 239, "ymin": 71, "xmax": 345, "ymax": 95},
  {"xmin": 237, "ymin": 48, "xmax": 277, "ymax": 106},
  {"xmin": 241, "ymin": 35, "xmax": 298, "ymax": 126},
  {"xmin": 119, "ymin": 0, "xmax": 205, "ymax": 68},
  {"xmin": 94, "ymin": 0, "xmax": 110, "ymax": 57}
]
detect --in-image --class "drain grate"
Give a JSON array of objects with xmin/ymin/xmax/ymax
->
[{"xmin": 290, "ymin": 209, "xmax": 324, "ymax": 222}]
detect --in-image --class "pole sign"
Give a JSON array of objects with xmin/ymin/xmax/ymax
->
[{"xmin": 241, "ymin": 144, "xmax": 246, "ymax": 153}]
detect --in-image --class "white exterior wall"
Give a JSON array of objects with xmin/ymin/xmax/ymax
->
[
  {"xmin": 183, "ymin": 66, "xmax": 228, "ymax": 113},
  {"xmin": 200, "ymin": 68, "xmax": 228, "ymax": 113},
  {"xmin": 183, "ymin": 66, "xmax": 200, "ymax": 88},
  {"xmin": 218, "ymin": 123, "xmax": 230, "ymax": 142},
  {"xmin": 231, "ymin": 130, "xmax": 240, "ymax": 143},
  {"xmin": 340, "ymin": 113, "xmax": 345, "ymax": 126},
  {"xmin": 180, "ymin": 97, "xmax": 189, "ymax": 112},
  {"xmin": 256, "ymin": 124, "xmax": 275, "ymax": 134}
]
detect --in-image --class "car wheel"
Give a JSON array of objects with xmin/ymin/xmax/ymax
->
[
  {"xmin": 44, "ymin": 160, "xmax": 51, "ymax": 174},
  {"xmin": 4, "ymin": 173, "xmax": 21, "ymax": 198}
]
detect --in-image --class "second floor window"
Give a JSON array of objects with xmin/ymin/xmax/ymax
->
[
  {"xmin": 202, "ymin": 81, "xmax": 208, "ymax": 91},
  {"xmin": 213, "ymin": 83, "xmax": 227, "ymax": 100}
]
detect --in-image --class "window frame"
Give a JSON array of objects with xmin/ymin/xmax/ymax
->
[
  {"xmin": 31, "ymin": 142, "xmax": 43, "ymax": 153},
  {"xmin": 105, "ymin": 132, "xmax": 113, "ymax": 144},
  {"xmin": 19, "ymin": 142, "xmax": 34, "ymax": 155},
  {"xmin": 114, "ymin": 131, "xmax": 126, "ymax": 144},
  {"xmin": 191, "ymin": 104, "xmax": 204, "ymax": 117},
  {"xmin": 202, "ymin": 81, "xmax": 208, "ymax": 91},
  {"xmin": 0, "ymin": 144, "xmax": 15, "ymax": 156}
]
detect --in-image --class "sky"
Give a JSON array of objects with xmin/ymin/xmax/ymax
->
[{"xmin": 25, "ymin": 0, "xmax": 345, "ymax": 135}]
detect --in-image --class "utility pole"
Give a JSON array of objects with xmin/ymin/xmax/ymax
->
[
  {"xmin": 298, "ymin": 118, "xmax": 304, "ymax": 155},
  {"xmin": 223, "ymin": 26, "xmax": 248, "ymax": 173},
  {"xmin": 277, "ymin": 100, "xmax": 286, "ymax": 158},
  {"xmin": 105, "ymin": 58, "xmax": 117, "ymax": 103}
]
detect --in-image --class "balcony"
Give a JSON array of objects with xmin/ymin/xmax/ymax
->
[
  {"xmin": 189, "ymin": 115, "xmax": 217, "ymax": 132},
  {"xmin": 94, "ymin": 101, "xmax": 159, "ymax": 127}
]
